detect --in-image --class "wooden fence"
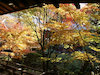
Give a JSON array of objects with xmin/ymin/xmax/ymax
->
[{"xmin": 0, "ymin": 59, "xmax": 42, "ymax": 75}]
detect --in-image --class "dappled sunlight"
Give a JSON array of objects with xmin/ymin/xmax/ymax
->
[{"xmin": 0, "ymin": 3, "xmax": 100, "ymax": 75}]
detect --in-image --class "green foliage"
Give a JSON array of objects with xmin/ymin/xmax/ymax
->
[
  {"xmin": 0, "ymin": 3, "xmax": 100, "ymax": 75},
  {"xmin": 23, "ymin": 53, "xmax": 42, "ymax": 68}
]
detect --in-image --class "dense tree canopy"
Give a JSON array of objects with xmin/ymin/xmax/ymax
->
[{"xmin": 0, "ymin": 3, "xmax": 100, "ymax": 75}]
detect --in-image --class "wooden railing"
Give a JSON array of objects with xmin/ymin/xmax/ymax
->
[{"xmin": 0, "ymin": 59, "xmax": 42, "ymax": 75}]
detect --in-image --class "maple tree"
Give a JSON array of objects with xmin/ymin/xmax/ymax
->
[
  {"xmin": 43, "ymin": 4, "xmax": 99, "ymax": 53},
  {"xmin": 40, "ymin": 4, "xmax": 100, "ymax": 73},
  {"xmin": 0, "ymin": 15, "xmax": 41, "ymax": 58},
  {"xmin": 0, "ymin": 3, "xmax": 100, "ymax": 74}
]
